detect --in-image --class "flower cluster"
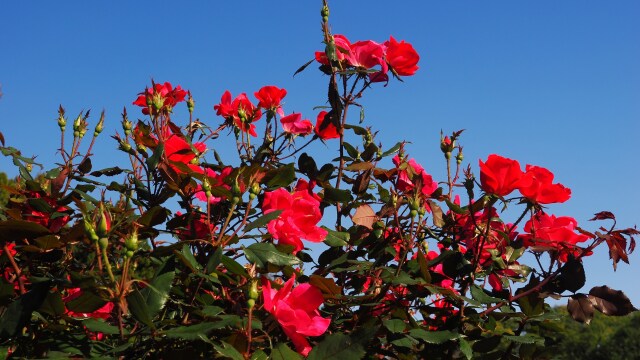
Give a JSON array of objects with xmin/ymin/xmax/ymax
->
[
  {"xmin": 479, "ymin": 154, "xmax": 571, "ymax": 204},
  {"xmin": 133, "ymin": 82, "xmax": 187, "ymax": 115},
  {"xmin": 315, "ymin": 34, "xmax": 420, "ymax": 81}
]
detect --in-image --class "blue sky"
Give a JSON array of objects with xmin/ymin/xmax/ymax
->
[{"xmin": 1, "ymin": 1, "xmax": 639, "ymax": 303}]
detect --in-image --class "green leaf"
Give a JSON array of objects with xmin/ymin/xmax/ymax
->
[
  {"xmin": 126, "ymin": 288, "xmax": 155, "ymax": 329},
  {"xmin": 146, "ymin": 142, "xmax": 164, "ymax": 170},
  {"xmin": 383, "ymin": 319, "xmax": 406, "ymax": 333},
  {"xmin": 39, "ymin": 291, "xmax": 65, "ymax": 316},
  {"xmin": 323, "ymin": 188, "xmax": 353, "ymax": 203},
  {"xmin": 164, "ymin": 322, "xmax": 218, "ymax": 341},
  {"xmin": 0, "ymin": 281, "xmax": 50, "ymax": 338},
  {"xmin": 205, "ymin": 246, "xmax": 223, "ymax": 273},
  {"xmin": 220, "ymin": 255, "xmax": 248, "ymax": 277},
  {"xmin": 503, "ymin": 334, "xmax": 541, "ymax": 345},
  {"xmin": 381, "ymin": 142, "xmax": 402, "ymax": 158},
  {"xmin": 307, "ymin": 333, "xmax": 366, "ymax": 360},
  {"xmin": 322, "ymin": 227, "xmax": 350, "ymax": 247},
  {"xmin": 138, "ymin": 206, "xmax": 169, "ymax": 228},
  {"xmin": 175, "ymin": 244, "xmax": 201, "ymax": 272},
  {"xmin": 141, "ymin": 256, "xmax": 176, "ymax": 319},
  {"xmin": 293, "ymin": 58, "xmax": 315, "ymax": 77},
  {"xmin": 408, "ymin": 329, "xmax": 461, "ymax": 344},
  {"xmin": 90, "ymin": 166, "xmax": 125, "ymax": 177},
  {"xmin": 0, "ymin": 220, "xmax": 51, "ymax": 243},
  {"xmin": 343, "ymin": 142, "xmax": 359, "ymax": 159},
  {"xmin": 250, "ymin": 350, "xmax": 268, "ymax": 360},
  {"xmin": 243, "ymin": 210, "xmax": 283, "ymax": 233},
  {"xmin": 344, "ymin": 124, "xmax": 368, "ymax": 136},
  {"xmin": 470, "ymin": 285, "xmax": 503, "ymax": 304},
  {"xmin": 391, "ymin": 336, "xmax": 418, "ymax": 348},
  {"xmin": 271, "ymin": 343, "xmax": 303, "ymax": 360},
  {"xmin": 35, "ymin": 234, "xmax": 63, "ymax": 250},
  {"xmin": 459, "ymin": 338, "xmax": 473, "ymax": 360},
  {"xmin": 201, "ymin": 306, "xmax": 224, "ymax": 317},
  {"xmin": 244, "ymin": 242, "xmax": 302, "ymax": 268},
  {"xmin": 82, "ymin": 318, "xmax": 122, "ymax": 335},
  {"xmin": 66, "ymin": 290, "xmax": 108, "ymax": 314},
  {"xmin": 265, "ymin": 163, "xmax": 296, "ymax": 189},
  {"xmin": 214, "ymin": 341, "xmax": 244, "ymax": 360}
]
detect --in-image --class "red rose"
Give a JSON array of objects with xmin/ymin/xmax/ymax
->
[
  {"xmin": 255, "ymin": 85, "xmax": 287, "ymax": 117},
  {"xmin": 520, "ymin": 212, "xmax": 592, "ymax": 262},
  {"xmin": 262, "ymin": 276, "xmax": 331, "ymax": 356},
  {"xmin": 392, "ymin": 155, "xmax": 438, "ymax": 197},
  {"xmin": 262, "ymin": 181, "xmax": 327, "ymax": 253},
  {"xmin": 479, "ymin": 154, "xmax": 523, "ymax": 197},
  {"xmin": 314, "ymin": 111, "xmax": 340, "ymax": 140},
  {"xmin": 518, "ymin": 165, "xmax": 571, "ymax": 204},
  {"xmin": 18, "ymin": 191, "xmax": 71, "ymax": 233},
  {"xmin": 164, "ymin": 134, "xmax": 206, "ymax": 174},
  {"xmin": 133, "ymin": 82, "xmax": 187, "ymax": 115},
  {"xmin": 214, "ymin": 91, "xmax": 262, "ymax": 137},
  {"xmin": 280, "ymin": 113, "xmax": 313, "ymax": 136},
  {"xmin": 384, "ymin": 36, "xmax": 420, "ymax": 76}
]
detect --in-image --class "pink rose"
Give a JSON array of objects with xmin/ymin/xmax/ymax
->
[
  {"xmin": 262, "ymin": 181, "xmax": 327, "ymax": 253},
  {"xmin": 280, "ymin": 113, "xmax": 313, "ymax": 136},
  {"xmin": 262, "ymin": 276, "xmax": 330, "ymax": 356}
]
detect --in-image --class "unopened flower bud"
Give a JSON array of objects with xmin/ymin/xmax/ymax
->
[
  {"xmin": 73, "ymin": 114, "xmax": 82, "ymax": 132},
  {"xmin": 249, "ymin": 182, "xmax": 260, "ymax": 200},
  {"xmin": 248, "ymin": 280, "xmax": 259, "ymax": 301},
  {"xmin": 93, "ymin": 111, "xmax": 105, "ymax": 137},
  {"xmin": 247, "ymin": 298, "xmax": 256, "ymax": 309},
  {"xmin": 58, "ymin": 114, "xmax": 66, "ymax": 132},
  {"xmin": 96, "ymin": 205, "xmax": 111, "ymax": 238},
  {"xmin": 187, "ymin": 94, "xmax": 195, "ymax": 114},
  {"xmin": 124, "ymin": 229, "xmax": 139, "ymax": 251},
  {"xmin": 232, "ymin": 177, "xmax": 242, "ymax": 196},
  {"xmin": 119, "ymin": 140, "xmax": 132, "ymax": 153},
  {"xmin": 122, "ymin": 118, "xmax": 132, "ymax": 136},
  {"xmin": 152, "ymin": 94, "xmax": 164, "ymax": 112},
  {"xmin": 456, "ymin": 151, "xmax": 464, "ymax": 165},
  {"xmin": 83, "ymin": 218, "xmax": 99, "ymax": 242}
]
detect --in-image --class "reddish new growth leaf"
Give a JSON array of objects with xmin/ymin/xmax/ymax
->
[
  {"xmin": 590, "ymin": 211, "xmax": 616, "ymax": 221},
  {"xmin": 351, "ymin": 204, "xmax": 377, "ymax": 230}
]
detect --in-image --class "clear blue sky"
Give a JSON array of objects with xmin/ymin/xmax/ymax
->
[{"xmin": 1, "ymin": 1, "xmax": 639, "ymax": 303}]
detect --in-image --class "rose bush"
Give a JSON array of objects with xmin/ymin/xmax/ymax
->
[{"xmin": 0, "ymin": 1, "xmax": 636, "ymax": 359}]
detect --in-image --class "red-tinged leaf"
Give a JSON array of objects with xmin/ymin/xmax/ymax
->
[
  {"xmin": 351, "ymin": 204, "xmax": 377, "ymax": 230},
  {"xmin": 567, "ymin": 294, "xmax": 595, "ymax": 324},
  {"xmin": 588, "ymin": 285, "xmax": 638, "ymax": 316},
  {"xmin": 309, "ymin": 275, "xmax": 342, "ymax": 297},
  {"xmin": 429, "ymin": 200, "xmax": 444, "ymax": 227},
  {"xmin": 0, "ymin": 131, "xmax": 4, "ymax": 146},
  {"xmin": 590, "ymin": 211, "xmax": 615, "ymax": 221},
  {"xmin": 575, "ymin": 226, "xmax": 596, "ymax": 239}
]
